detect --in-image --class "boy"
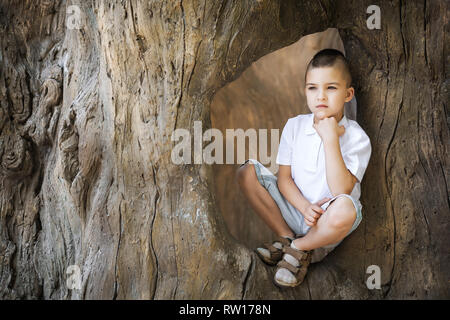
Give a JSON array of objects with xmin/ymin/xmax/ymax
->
[{"xmin": 236, "ymin": 49, "xmax": 371, "ymax": 288}]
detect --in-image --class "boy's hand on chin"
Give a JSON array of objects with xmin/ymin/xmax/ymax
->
[{"xmin": 313, "ymin": 114, "xmax": 345, "ymax": 142}]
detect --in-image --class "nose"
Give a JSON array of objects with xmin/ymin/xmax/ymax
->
[{"xmin": 317, "ymin": 88, "xmax": 327, "ymax": 101}]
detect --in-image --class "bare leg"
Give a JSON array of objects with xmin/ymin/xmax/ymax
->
[
  {"xmin": 293, "ymin": 196, "xmax": 357, "ymax": 251},
  {"xmin": 236, "ymin": 162, "xmax": 295, "ymax": 238}
]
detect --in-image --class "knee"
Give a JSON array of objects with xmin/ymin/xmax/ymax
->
[
  {"xmin": 236, "ymin": 162, "xmax": 256, "ymax": 187},
  {"xmin": 326, "ymin": 196, "xmax": 357, "ymax": 230}
]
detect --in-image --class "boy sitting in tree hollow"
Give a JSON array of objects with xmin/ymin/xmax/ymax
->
[{"xmin": 236, "ymin": 49, "xmax": 372, "ymax": 288}]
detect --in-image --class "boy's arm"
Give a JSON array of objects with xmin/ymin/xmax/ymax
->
[
  {"xmin": 323, "ymin": 137, "xmax": 357, "ymax": 196},
  {"xmin": 277, "ymin": 165, "xmax": 311, "ymax": 213}
]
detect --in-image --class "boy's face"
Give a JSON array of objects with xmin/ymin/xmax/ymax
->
[{"xmin": 305, "ymin": 66, "xmax": 354, "ymax": 123}]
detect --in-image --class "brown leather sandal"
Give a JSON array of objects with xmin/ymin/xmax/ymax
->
[
  {"xmin": 274, "ymin": 245, "xmax": 313, "ymax": 287},
  {"xmin": 255, "ymin": 236, "xmax": 293, "ymax": 265}
]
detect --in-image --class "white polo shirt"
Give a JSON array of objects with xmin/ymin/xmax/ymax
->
[{"xmin": 276, "ymin": 113, "xmax": 372, "ymax": 210}]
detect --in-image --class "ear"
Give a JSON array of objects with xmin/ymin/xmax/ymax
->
[{"xmin": 344, "ymin": 86, "xmax": 355, "ymax": 103}]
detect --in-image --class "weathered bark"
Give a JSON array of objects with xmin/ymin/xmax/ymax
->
[{"xmin": 0, "ymin": 0, "xmax": 448, "ymax": 300}]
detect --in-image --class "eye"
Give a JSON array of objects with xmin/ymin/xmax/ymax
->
[
  {"xmin": 328, "ymin": 86, "xmax": 337, "ymax": 90},
  {"xmin": 307, "ymin": 87, "xmax": 316, "ymax": 90}
]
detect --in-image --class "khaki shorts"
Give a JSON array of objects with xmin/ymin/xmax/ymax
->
[{"xmin": 241, "ymin": 159, "xmax": 363, "ymax": 263}]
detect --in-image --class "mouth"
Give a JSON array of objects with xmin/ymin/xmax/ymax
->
[{"xmin": 316, "ymin": 104, "xmax": 328, "ymax": 108}]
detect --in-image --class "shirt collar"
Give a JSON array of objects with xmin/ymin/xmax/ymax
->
[{"xmin": 305, "ymin": 113, "xmax": 348, "ymax": 135}]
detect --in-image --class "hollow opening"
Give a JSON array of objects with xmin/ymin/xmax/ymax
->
[{"xmin": 210, "ymin": 28, "xmax": 346, "ymax": 249}]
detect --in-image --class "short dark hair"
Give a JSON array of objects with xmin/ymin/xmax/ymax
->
[{"xmin": 305, "ymin": 49, "xmax": 352, "ymax": 87}]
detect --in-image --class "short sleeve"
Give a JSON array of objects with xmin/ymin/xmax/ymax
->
[
  {"xmin": 276, "ymin": 118, "xmax": 295, "ymax": 165},
  {"xmin": 342, "ymin": 129, "xmax": 372, "ymax": 183}
]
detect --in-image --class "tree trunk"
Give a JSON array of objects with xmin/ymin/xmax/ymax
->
[{"xmin": 0, "ymin": 0, "xmax": 448, "ymax": 299}]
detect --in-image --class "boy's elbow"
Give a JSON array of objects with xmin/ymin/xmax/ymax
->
[
  {"xmin": 344, "ymin": 172, "xmax": 358, "ymax": 194},
  {"xmin": 331, "ymin": 180, "xmax": 355, "ymax": 196},
  {"xmin": 331, "ymin": 189, "xmax": 352, "ymax": 197},
  {"xmin": 343, "ymin": 183, "xmax": 355, "ymax": 196},
  {"xmin": 341, "ymin": 181, "xmax": 355, "ymax": 195},
  {"xmin": 342, "ymin": 187, "xmax": 353, "ymax": 196}
]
